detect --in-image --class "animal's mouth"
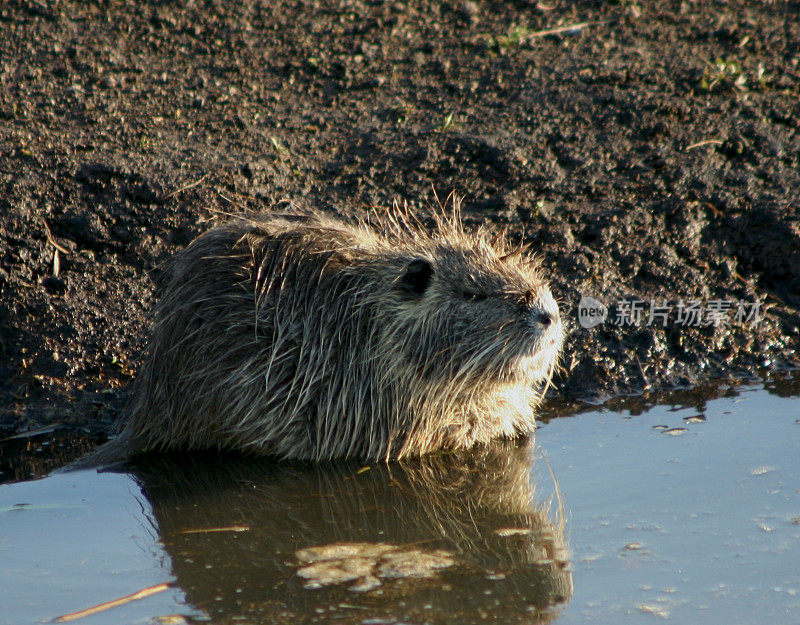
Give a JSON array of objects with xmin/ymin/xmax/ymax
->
[
  {"xmin": 457, "ymin": 321, "xmax": 563, "ymax": 385},
  {"xmin": 517, "ymin": 352, "xmax": 555, "ymax": 381},
  {"xmin": 512, "ymin": 328, "xmax": 563, "ymax": 382},
  {"xmin": 520, "ymin": 324, "xmax": 562, "ymax": 358}
]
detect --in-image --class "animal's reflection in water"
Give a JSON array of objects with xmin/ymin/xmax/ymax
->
[{"xmin": 128, "ymin": 439, "xmax": 572, "ymax": 624}]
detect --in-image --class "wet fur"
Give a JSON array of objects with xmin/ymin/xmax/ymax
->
[{"xmin": 119, "ymin": 205, "xmax": 563, "ymax": 461}]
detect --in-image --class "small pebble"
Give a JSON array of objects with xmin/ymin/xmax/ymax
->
[
  {"xmin": 349, "ymin": 575, "xmax": 382, "ymax": 592},
  {"xmin": 638, "ymin": 604, "xmax": 669, "ymax": 619}
]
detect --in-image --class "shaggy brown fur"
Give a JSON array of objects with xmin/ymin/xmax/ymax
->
[{"xmin": 113, "ymin": 205, "xmax": 562, "ymax": 462}]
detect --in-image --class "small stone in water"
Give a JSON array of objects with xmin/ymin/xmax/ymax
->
[
  {"xmin": 297, "ymin": 558, "xmax": 374, "ymax": 587},
  {"xmin": 377, "ymin": 549, "xmax": 455, "ymax": 579},
  {"xmin": 294, "ymin": 542, "xmax": 456, "ymax": 589},
  {"xmin": 296, "ymin": 542, "xmax": 397, "ymax": 563},
  {"xmin": 348, "ymin": 575, "xmax": 382, "ymax": 592},
  {"xmin": 638, "ymin": 603, "xmax": 669, "ymax": 618}
]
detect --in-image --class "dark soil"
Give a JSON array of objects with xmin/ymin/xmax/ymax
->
[{"xmin": 2, "ymin": 0, "xmax": 799, "ymax": 476}]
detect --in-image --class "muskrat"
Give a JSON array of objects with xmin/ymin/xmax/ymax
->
[{"xmin": 105, "ymin": 204, "xmax": 563, "ymax": 462}]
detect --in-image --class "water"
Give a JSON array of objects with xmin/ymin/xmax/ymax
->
[
  {"xmin": 0, "ymin": 379, "xmax": 798, "ymax": 625},
  {"xmin": 534, "ymin": 380, "xmax": 800, "ymax": 624}
]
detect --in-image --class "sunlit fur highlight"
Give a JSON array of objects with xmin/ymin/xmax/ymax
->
[{"xmin": 120, "ymin": 202, "xmax": 563, "ymax": 461}]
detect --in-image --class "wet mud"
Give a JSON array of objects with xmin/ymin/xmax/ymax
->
[{"xmin": 1, "ymin": 1, "xmax": 798, "ymax": 458}]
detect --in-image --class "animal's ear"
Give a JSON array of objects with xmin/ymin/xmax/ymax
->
[{"xmin": 398, "ymin": 258, "xmax": 434, "ymax": 296}]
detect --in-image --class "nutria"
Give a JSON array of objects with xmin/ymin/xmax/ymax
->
[{"xmin": 106, "ymin": 203, "xmax": 563, "ymax": 462}]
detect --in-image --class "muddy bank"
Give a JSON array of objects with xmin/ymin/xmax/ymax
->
[{"xmin": 1, "ymin": 1, "xmax": 798, "ymax": 458}]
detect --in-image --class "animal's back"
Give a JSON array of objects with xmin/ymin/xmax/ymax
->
[{"xmin": 125, "ymin": 215, "xmax": 383, "ymax": 459}]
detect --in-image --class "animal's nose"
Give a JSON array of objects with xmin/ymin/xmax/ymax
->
[
  {"xmin": 535, "ymin": 311, "xmax": 554, "ymax": 327},
  {"xmin": 522, "ymin": 291, "xmax": 560, "ymax": 328}
]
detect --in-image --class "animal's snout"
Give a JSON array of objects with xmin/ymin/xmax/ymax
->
[
  {"xmin": 523, "ymin": 302, "xmax": 561, "ymax": 334},
  {"xmin": 521, "ymin": 290, "xmax": 560, "ymax": 329},
  {"xmin": 534, "ymin": 310, "xmax": 556, "ymax": 327}
]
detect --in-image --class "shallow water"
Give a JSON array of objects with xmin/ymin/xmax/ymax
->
[
  {"xmin": 0, "ymin": 379, "xmax": 798, "ymax": 625},
  {"xmin": 534, "ymin": 379, "xmax": 800, "ymax": 624}
]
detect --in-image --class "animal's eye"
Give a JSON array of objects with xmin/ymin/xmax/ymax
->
[
  {"xmin": 399, "ymin": 259, "xmax": 434, "ymax": 296},
  {"xmin": 462, "ymin": 290, "xmax": 487, "ymax": 302}
]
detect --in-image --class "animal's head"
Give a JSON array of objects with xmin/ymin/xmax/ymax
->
[{"xmin": 386, "ymin": 221, "xmax": 562, "ymax": 393}]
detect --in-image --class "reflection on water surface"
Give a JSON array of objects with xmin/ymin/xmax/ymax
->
[
  {"xmin": 131, "ymin": 442, "xmax": 571, "ymax": 624},
  {"xmin": 1, "ymin": 374, "xmax": 799, "ymax": 624}
]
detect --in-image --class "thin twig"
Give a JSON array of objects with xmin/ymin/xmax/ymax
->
[
  {"xmin": 686, "ymin": 139, "xmax": 723, "ymax": 150},
  {"xmin": 179, "ymin": 525, "xmax": 250, "ymax": 534},
  {"xmin": 0, "ymin": 423, "xmax": 62, "ymax": 442},
  {"xmin": 732, "ymin": 270, "xmax": 786, "ymax": 306},
  {"xmin": 52, "ymin": 583, "xmax": 171, "ymax": 623},
  {"xmin": 14, "ymin": 276, "xmax": 37, "ymax": 288},
  {"xmin": 162, "ymin": 173, "xmax": 210, "ymax": 200},
  {"xmin": 522, "ymin": 20, "xmax": 603, "ymax": 41},
  {"xmin": 217, "ymin": 192, "xmax": 246, "ymax": 210},
  {"xmin": 42, "ymin": 220, "xmax": 73, "ymax": 255}
]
